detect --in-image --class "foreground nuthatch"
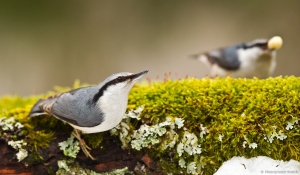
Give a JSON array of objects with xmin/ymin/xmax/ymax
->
[
  {"xmin": 190, "ymin": 36, "xmax": 283, "ymax": 78},
  {"xmin": 28, "ymin": 70, "xmax": 148, "ymax": 159}
]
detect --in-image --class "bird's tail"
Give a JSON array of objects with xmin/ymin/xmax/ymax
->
[
  {"xmin": 189, "ymin": 53, "xmax": 209, "ymax": 63},
  {"xmin": 188, "ymin": 53, "xmax": 201, "ymax": 60},
  {"xmin": 28, "ymin": 99, "xmax": 52, "ymax": 117}
]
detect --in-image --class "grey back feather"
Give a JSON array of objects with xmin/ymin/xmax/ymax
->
[
  {"xmin": 206, "ymin": 43, "xmax": 243, "ymax": 71},
  {"xmin": 51, "ymin": 86, "xmax": 104, "ymax": 127}
]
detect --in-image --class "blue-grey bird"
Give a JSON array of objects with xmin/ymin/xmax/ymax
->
[
  {"xmin": 190, "ymin": 36, "xmax": 283, "ymax": 78},
  {"xmin": 28, "ymin": 70, "xmax": 148, "ymax": 159}
]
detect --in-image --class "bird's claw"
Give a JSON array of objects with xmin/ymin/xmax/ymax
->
[{"xmin": 72, "ymin": 129, "xmax": 95, "ymax": 160}]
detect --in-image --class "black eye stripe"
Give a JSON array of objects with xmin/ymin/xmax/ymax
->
[
  {"xmin": 116, "ymin": 76, "xmax": 124, "ymax": 82},
  {"xmin": 255, "ymin": 43, "xmax": 267, "ymax": 47},
  {"xmin": 243, "ymin": 42, "xmax": 267, "ymax": 49},
  {"xmin": 89, "ymin": 74, "xmax": 135, "ymax": 105}
]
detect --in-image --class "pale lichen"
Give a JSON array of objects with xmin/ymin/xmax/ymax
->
[
  {"xmin": 162, "ymin": 129, "xmax": 179, "ymax": 150},
  {"xmin": 57, "ymin": 160, "xmax": 70, "ymax": 172},
  {"xmin": 97, "ymin": 167, "xmax": 133, "ymax": 175},
  {"xmin": 110, "ymin": 106, "xmax": 145, "ymax": 148},
  {"xmin": 1, "ymin": 117, "xmax": 28, "ymax": 162},
  {"xmin": 8, "ymin": 140, "xmax": 28, "ymax": 162},
  {"xmin": 177, "ymin": 142, "xmax": 185, "ymax": 157},
  {"xmin": 124, "ymin": 106, "xmax": 144, "ymax": 120},
  {"xmin": 242, "ymin": 136, "xmax": 248, "ymax": 148},
  {"xmin": 131, "ymin": 124, "xmax": 166, "ymax": 150},
  {"xmin": 130, "ymin": 116, "xmax": 184, "ymax": 151},
  {"xmin": 286, "ymin": 118, "xmax": 298, "ymax": 130},
  {"xmin": 264, "ymin": 126, "xmax": 288, "ymax": 143},
  {"xmin": 264, "ymin": 133, "xmax": 275, "ymax": 143},
  {"xmin": 58, "ymin": 135, "xmax": 80, "ymax": 158},
  {"xmin": 16, "ymin": 149, "xmax": 28, "ymax": 161},
  {"xmin": 0, "ymin": 117, "xmax": 23, "ymax": 131},
  {"xmin": 187, "ymin": 162, "xmax": 197, "ymax": 175},
  {"xmin": 199, "ymin": 124, "xmax": 209, "ymax": 138},
  {"xmin": 177, "ymin": 131, "xmax": 201, "ymax": 156},
  {"xmin": 57, "ymin": 159, "xmax": 133, "ymax": 175},
  {"xmin": 179, "ymin": 158, "xmax": 186, "ymax": 168},
  {"xmin": 248, "ymin": 143, "xmax": 258, "ymax": 149},
  {"xmin": 175, "ymin": 118, "xmax": 184, "ymax": 129},
  {"xmin": 124, "ymin": 113, "xmax": 203, "ymax": 175},
  {"xmin": 276, "ymin": 130, "xmax": 287, "ymax": 140},
  {"xmin": 218, "ymin": 134, "xmax": 224, "ymax": 142}
]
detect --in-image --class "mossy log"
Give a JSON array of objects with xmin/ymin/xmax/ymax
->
[
  {"xmin": 1, "ymin": 76, "xmax": 300, "ymax": 175},
  {"xmin": 0, "ymin": 131, "xmax": 160, "ymax": 175}
]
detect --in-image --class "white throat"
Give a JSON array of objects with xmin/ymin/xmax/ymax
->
[
  {"xmin": 234, "ymin": 48, "xmax": 276, "ymax": 78},
  {"xmin": 98, "ymin": 83, "xmax": 131, "ymax": 131}
]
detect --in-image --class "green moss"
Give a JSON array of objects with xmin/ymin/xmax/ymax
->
[
  {"xmin": 26, "ymin": 130, "xmax": 54, "ymax": 151},
  {"xmin": 126, "ymin": 76, "xmax": 300, "ymax": 174},
  {"xmin": 0, "ymin": 81, "xmax": 84, "ymax": 163},
  {"xmin": 83, "ymin": 133, "xmax": 104, "ymax": 149},
  {"xmin": 1, "ymin": 76, "xmax": 300, "ymax": 174},
  {"xmin": 47, "ymin": 166, "xmax": 55, "ymax": 174},
  {"xmin": 56, "ymin": 159, "xmax": 133, "ymax": 175}
]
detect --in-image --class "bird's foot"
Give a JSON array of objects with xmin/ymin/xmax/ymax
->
[{"xmin": 72, "ymin": 129, "xmax": 95, "ymax": 160}]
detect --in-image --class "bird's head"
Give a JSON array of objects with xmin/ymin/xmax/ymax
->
[
  {"xmin": 92, "ymin": 70, "xmax": 148, "ymax": 104},
  {"xmin": 103, "ymin": 70, "xmax": 148, "ymax": 92},
  {"xmin": 244, "ymin": 36, "xmax": 283, "ymax": 51},
  {"xmin": 239, "ymin": 36, "xmax": 283, "ymax": 60}
]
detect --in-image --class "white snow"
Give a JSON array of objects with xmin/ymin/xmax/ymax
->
[{"xmin": 214, "ymin": 156, "xmax": 300, "ymax": 175}]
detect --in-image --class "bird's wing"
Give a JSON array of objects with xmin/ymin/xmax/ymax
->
[
  {"xmin": 48, "ymin": 92, "xmax": 82, "ymax": 125},
  {"xmin": 28, "ymin": 87, "xmax": 86, "ymax": 116},
  {"xmin": 206, "ymin": 44, "xmax": 242, "ymax": 71},
  {"xmin": 191, "ymin": 44, "xmax": 243, "ymax": 71},
  {"xmin": 48, "ymin": 87, "xmax": 104, "ymax": 127},
  {"xmin": 32, "ymin": 88, "xmax": 85, "ymax": 125}
]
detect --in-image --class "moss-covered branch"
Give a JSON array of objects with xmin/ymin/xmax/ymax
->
[{"xmin": 1, "ymin": 77, "xmax": 300, "ymax": 174}]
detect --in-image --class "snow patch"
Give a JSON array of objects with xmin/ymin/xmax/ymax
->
[{"xmin": 214, "ymin": 156, "xmax": 300, "ymax": 175}]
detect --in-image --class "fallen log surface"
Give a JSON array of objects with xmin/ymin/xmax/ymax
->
[{"xmin": 0, "ymin": 132, "xmax": 163, "ymax": 175}]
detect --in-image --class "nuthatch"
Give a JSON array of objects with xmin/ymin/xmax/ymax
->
[
  {"xmin": 190, "ymin": 36, "xmax": 283, "ymax": 78},
  {"xmin": 28, "ymin": 70, "xmax": 148, "ymax": 159}
]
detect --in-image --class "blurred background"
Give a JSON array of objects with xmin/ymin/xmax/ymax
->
[{"xmin": 0, "ymin": 1, "xmax": 299, "ymax": 96}]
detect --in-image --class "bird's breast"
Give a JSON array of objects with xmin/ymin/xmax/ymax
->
[{"xmin": 77, "ymin": 93, "xmax": 128, "ymax": 133}]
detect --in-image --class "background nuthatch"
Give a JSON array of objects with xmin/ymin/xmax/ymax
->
[
  {"xmin": 190, "ymin": 36, "xmax": 283, "ymax": 78},
  {"xmin": 28, "ymin": 70, "xmax": 148, "ymax": 159}
]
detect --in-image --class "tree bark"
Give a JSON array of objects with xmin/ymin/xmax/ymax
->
[{"xmin": 0, "ymin": 132, "xmax": 163, "ymax": 175}]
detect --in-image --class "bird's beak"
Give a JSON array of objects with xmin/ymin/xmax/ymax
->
[
  {"xmin": 267, "ymin": 36, "xmax": 283, "ymax": 50},
  {"xmin": 131, "ymin": 70, "xmax": 148, "ymax": 81}
]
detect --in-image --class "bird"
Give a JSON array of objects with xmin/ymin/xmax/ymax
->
[
  {"xmin": 28, "ymin": 70, "xmax": 148, "ymax": 159},
  {"xmin": 190, "ymin": 36, "xmax": 283, "ymax": 78}
]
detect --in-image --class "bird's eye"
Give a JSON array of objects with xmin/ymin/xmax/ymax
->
[
  {"xmin": 256, "ymin": 43, "xmax": 267, "ymax": 48},
  {"xmin": 116, "ymin": 77, "xmax": 123, "ymax": 82}
]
